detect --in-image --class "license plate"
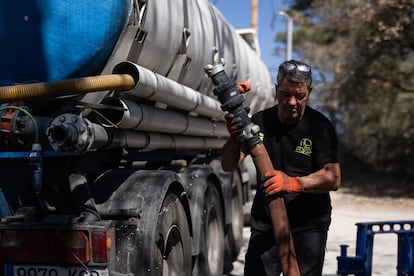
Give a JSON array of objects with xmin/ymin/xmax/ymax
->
[{"xmin": 4, "ymin": 264, "xmax": 109, "ymax": 276}]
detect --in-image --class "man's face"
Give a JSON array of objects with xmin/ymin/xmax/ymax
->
[{"xmin": 276, "ymin": 77, "xmax": 310, "ymax": 125}]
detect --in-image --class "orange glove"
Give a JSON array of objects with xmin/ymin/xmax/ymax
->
[
  {"xmin": 262, "ymin": 170, "xmax": 304, "ymax": 195},
  {"xmin": 225, "ymin": 113, "xmax": 243, "ymax": 142}
]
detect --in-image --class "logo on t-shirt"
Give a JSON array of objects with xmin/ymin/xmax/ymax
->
[
  {"xmin": 295, "ymin": 138, "xmax": 312, "ymax": 157},
  {"xmin": 259, "ymin": 132, "xmax": 265, "ymax": 141}
]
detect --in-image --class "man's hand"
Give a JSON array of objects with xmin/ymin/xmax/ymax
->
[
  {"xmin": 262, "ymin": 170, "xmax": 304, "ymax": 195},
  {"xmin": 225, "ymin": 113, "xmax": 243, "ymax": 142}
]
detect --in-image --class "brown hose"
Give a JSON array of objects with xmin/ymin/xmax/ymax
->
[
  {"xmin": 250, "ymin": 145, "xmax": 300, "ymax": 275},
  {"xmin": 0, "ymin": 74, "xmax": 136, "ymax": 102}
]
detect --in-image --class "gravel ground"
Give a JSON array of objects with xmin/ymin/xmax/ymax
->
[{"xmin": 226, "ymin": 190, "xmax": 414, "ymax": 276}]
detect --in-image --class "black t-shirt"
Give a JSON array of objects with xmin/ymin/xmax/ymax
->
[{"xmin": 248, "ymin": 105, "xmax": 339, "ymax": 233}]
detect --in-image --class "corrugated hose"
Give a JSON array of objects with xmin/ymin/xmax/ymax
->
[{"xmin": 0, "ymin": 74, "xmax": 136, "ymax": 102}]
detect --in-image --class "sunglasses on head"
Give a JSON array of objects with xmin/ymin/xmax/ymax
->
[{"xmin": 279, "ymin": 62, "xmax": 311, "ymax": 73}]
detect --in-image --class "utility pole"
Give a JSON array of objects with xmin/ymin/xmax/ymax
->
[
  {"xmin": 251, "ymin": 0, "xmax": 258, "ymax": 33},
  {"xmin": 279, "ymin": 10, "xmax": 293, "ymax": 61}
]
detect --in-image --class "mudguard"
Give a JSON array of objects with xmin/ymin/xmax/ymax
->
[
  {"xmin": 91, "ymin": 168, "xmax": 192, "ymax": 274},
  {"xmin": 179, "ymin": 165, "xmax": 211, "ymax": 256},
  {"xmin": 208, "ymin": 158, "xmax": 233, "ymax": 226},
  {"xmin": 179, "ymin": 159, "xmax": 233, "ymax": 255}
]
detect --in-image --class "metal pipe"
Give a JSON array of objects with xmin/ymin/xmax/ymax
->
[
  {"xmin": 112, "ymin": 62, "xmax": 225, "ymax": 121},
  {"xmin": 123, "ymin": 131, "xmax": 226, "ymax": 150},
  {"xmin": 99, "ymin": 97, "xmax": 228, "ymax": 137},
  {"xmin": 47, "ymin": 113, "xmax": 226, "ymax": 152}
]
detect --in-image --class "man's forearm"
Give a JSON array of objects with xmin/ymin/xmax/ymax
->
[
  {"xmin": 299, "ymin": 162, "xmax": 341, "ymax": 193},
  {"xmin": 220, "ymin": 138, "xmax": 245, "ymax": 171}
]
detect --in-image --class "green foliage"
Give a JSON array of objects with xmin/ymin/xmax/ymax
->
[{"xmin": 279, "ymin": 0, "xmax": 414, "ymax": 176}]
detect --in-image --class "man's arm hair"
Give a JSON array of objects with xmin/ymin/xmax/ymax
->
[{"xmin": 298, "ymin": 162, "xmax": 341, "ymax": 193}]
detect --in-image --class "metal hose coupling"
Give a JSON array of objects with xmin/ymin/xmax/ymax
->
[
  {"xmin": 46, "ymin": 113, "xmax": 109, "ymax": 153},
  {"xmin": 204, "ymin": 63, "xmax": 261, "ymax": 149}
]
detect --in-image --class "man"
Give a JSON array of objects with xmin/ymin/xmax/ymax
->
[{"xmin": 221, "ymin": 60, "xmax": 341, "ymax": 275}]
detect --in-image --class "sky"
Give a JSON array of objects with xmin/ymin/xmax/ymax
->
[{"xmin": 210, "ymin": 0, "xmax": 291, "ymax": 81}]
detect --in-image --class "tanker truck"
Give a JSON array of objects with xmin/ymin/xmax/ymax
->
[{"xmin": 0, "ymin": 0, "xmax": 275, "ymax": 275}]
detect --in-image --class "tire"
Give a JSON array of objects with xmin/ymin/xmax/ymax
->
[
  {"xmin": 193, "ymin": 182, "xmax": 225, "ymax": 276},
  {"xmin": 224, "ymin": 171, "xmax": 244, "ymax": 270},
  {"xmin": 155, "ymin": 193, "xmax": 192, "ymax": 276}
]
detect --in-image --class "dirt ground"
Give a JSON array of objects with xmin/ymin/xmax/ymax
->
[
  {"xmin": 324, "ymin": 190, "xmax": 414, "ymax": 275},
  {"xmin": 226, "ymin": 189, "xmax": 414, "ymax": 276}
]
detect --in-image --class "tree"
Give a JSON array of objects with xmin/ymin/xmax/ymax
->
[{"xmin": 280, "ymin": 0, "xmax": 414, "ymax": 175}]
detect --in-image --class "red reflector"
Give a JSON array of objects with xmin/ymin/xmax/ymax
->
[
  {"xmin": 92, "ymin": 232, "xmax": 109, "ymax": 263},
  {"xmin": 0, "ymin": 230, "xmax": 90, "ymax": 264}
]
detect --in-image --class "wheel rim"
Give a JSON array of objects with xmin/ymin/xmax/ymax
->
[
  {"xmin": 207, "ymin": 206, "xmax": 221, "ymax": 275},
  {"xmin": 232, "ymin": 187, "xmax": 243, "ymax": 242},
  {"xmin": 163, "ymin": 226, "xmax": 185, "ymax": 276}
]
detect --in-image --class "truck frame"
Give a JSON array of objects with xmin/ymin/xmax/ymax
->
[{"xmin": 0, "ymin": 0, "xmax": 275, "ymax": 275}]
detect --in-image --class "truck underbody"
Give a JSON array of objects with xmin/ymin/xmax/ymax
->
[{"xmin": 0, "ymin": 148, "xmax": 251, "ymax": 275}]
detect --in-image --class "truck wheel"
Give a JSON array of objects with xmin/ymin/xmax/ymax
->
[
  {"xmin": 193, "ymin": 182, "xmax": 225, "ymax": 276},
  {"xmin": 227, "ymin": 172, "xmax": 244, "ymax": 262},
  {"xmin": 224, "ymin": 171, "xmax": 244, "ymax": 271},
  {"xmin": 155, "ymin": 193, "xmax": 192, "ymax": 276}
]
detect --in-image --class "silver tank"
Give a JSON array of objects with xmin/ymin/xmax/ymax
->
[{"xmin": 84, "ymin": 0, "xmax": 275, "ymax": 116}]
